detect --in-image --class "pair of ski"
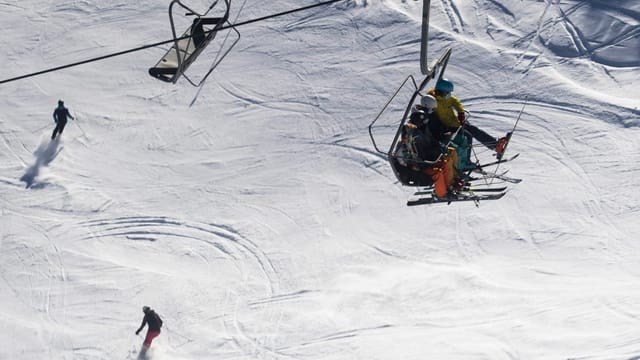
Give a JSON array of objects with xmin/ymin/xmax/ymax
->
[
  {"xmin": 468, "ymin": 154, "xmax": 522, "ymax": 184},
  {"xmin": 407, "ymin": 187, "xmax": 507, "ymax": 206},
  {"xmin": 407, "ymin": 98, "xmax": 527, "ymax": 207},
  {"xmin": 406, "ymin": 141, "xmax": 521, "ymax": 206}
]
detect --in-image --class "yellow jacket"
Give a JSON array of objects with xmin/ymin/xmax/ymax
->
[{"xmin": 427, "ymin": 88, "xmax": 464, "ymax": 128}]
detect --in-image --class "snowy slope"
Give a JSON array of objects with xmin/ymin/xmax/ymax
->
[{"xmin": 1, "ymin": 0, "xmax": 639, "ymax": 359}]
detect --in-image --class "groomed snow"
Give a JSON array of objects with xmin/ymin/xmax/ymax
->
[{"xmin": 1, "ymin": 0, "xmax": 639, "ymax": 359}]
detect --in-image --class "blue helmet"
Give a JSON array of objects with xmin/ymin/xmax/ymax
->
[{"xmin": 435, "ymin": 79, "xmax": 454, "ymax": 93}]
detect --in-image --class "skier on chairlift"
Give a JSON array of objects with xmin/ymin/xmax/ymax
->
[
  {"xmin": 427, "ymin": 79, "xmax": 509, "ymax": 159},
  {"xmin": 406, "ymin": 95, "xmax": 446, "ymax": 162}
]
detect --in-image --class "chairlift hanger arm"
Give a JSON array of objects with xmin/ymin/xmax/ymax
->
[
  {"xmin": 170, "ymin": 0, "xmax": 224, "ymax": 19},
  {"xmin": 417, "ymin": 48, "xmax": 452, "ymax": 93}
]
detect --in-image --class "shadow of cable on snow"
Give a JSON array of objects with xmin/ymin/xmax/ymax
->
[{"xmin": 20, "ymin": 137, "xmax": 62, "ymax": 189}]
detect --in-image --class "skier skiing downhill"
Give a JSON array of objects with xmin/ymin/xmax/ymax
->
[
  {"xmin": 135, "ymin": 306, "xmax": 163, "ymax": 356},
  {"xmin": 51, "ymin": 100, "xmax": 74, "ymax": 140}
]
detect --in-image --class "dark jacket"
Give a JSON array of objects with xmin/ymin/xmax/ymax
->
[
  {"xmin": 53, "ymin": 106, "xmax": 74, "ymax": 123},
  {"xmin": 405, "ymin": 109, "xmax": 444, "ymax": 162},
  {"xmin": 138, "ymin": 310, "xmax": 163, "ymax": 332}
]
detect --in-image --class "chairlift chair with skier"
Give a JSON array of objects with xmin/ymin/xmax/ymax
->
[{"xmin": 368, "ymin": 0, "xmax": 522, "ymax": 206}]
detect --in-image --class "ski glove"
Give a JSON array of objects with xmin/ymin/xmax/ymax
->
[{"xmin": 457, "ymin": 113, "xmax": 466, "ymax": 125}]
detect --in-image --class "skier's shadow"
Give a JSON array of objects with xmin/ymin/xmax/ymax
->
[{"xmin": 20, "ymin": 137, "xmax": 62, "ymax": 189}]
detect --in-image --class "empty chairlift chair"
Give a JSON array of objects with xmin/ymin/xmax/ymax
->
[{"xmin": 149, "ymin": 0, "xmax": 238, "ymax": 86}]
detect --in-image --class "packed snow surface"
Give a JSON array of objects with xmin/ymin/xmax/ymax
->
[{"xmin": 1, "ymin": 0, "xmax": 638, "ymax": 359}]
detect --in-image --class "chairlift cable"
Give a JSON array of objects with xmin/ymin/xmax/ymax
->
[{"xmin": 0, "ymin": 0, "xmax": 344, "ymax": 85}]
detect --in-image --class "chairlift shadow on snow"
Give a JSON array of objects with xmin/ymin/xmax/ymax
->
[{"xmin": 20, "ymin": 137, "xmax": 63, "ymax": 189}]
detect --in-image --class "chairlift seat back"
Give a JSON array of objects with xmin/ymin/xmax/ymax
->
[{"xmin": 149, "ymin": 16, "xmax": 227, "ymax": 83}]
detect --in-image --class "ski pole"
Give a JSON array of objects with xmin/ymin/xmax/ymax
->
[
  {"xmin": 73, "ymin": 114, "xmax": 88, "ymax": 138},
  {"xmin": 492, "ymin": 96, "xmax": 528, "ymax": 180}
]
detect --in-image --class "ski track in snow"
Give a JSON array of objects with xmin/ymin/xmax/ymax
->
[
  {"xmin": 81, "ymin": 216, "xmax": 278, "ymax": 293},
  {"xmin": 508, "ymin": 1, "xmax": 640, "ymax": 68},
  {"xmin": 439, "ymin": 0, "xmax": 465, "ymax": 34},
  {"xmin": 79, "ymin": 215, "xmax": 291, "ymax": 357}
]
